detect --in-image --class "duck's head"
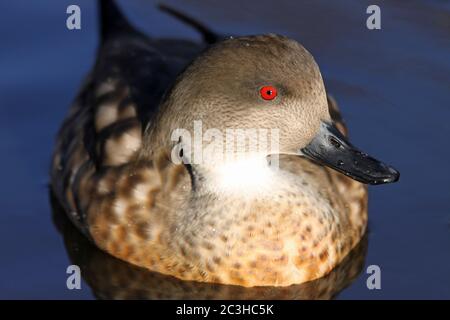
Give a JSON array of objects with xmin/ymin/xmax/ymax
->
[{"xmin": 148, "ymin": 34, "xmax": 399, "ymax": 190}]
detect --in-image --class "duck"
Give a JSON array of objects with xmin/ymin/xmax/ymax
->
[{"xmin": 51, "ymin": 0, "xmax": 399, "ymax": 287}]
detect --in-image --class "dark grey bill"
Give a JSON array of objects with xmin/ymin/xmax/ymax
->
[{"xmin": 301, "ymin": 122, "xmax": 400, "ymax": 185}]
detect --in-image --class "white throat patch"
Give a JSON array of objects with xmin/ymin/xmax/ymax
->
[{"xmin": 205, "ymin": 156, "xmax": 279, "ymax": 197}]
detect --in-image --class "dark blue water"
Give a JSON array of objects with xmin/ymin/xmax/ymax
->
[{"xmin": 0, "ymin": 0, "xmax": 449, "ymax": 299}]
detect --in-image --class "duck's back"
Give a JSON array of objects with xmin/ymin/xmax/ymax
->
[{"xmin": 51, "ymin": 2, "xmax": 207, "ymax": 231}]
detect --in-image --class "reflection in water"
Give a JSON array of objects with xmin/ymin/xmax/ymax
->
[{"xmin": 51, "ymin": 192, "xmax": 368, "ymax": 299}]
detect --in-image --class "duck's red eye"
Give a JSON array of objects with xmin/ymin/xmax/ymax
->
[{"xmin": 260, "ymin": 86, "xmax": 278, "ymax": 100}]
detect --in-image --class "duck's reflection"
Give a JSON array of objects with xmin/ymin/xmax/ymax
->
[{"xmin": 51, "ymin": 192, "xmax": 368, "ymax": 300}]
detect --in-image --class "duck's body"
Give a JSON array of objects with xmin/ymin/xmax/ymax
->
[{"xmin": 51, "ymin": 1, "xmax": 397, "ymax": 287}]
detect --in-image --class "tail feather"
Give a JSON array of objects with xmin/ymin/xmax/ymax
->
[
  {"xmin": 158, "ymin": 4, "xmax": 220, "ymax": 44},
  {"xmin": 99, "ymin": 1, "xmax": 222, "ymax": 45},
  {"xmin": 99, "ymin": 0, "xmax": 136, "ymax": 41}
]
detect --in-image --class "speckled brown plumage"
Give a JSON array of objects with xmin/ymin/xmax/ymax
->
[{"xmin": 52, "ymin": 195, "xmax": 368, "ymax": 299}]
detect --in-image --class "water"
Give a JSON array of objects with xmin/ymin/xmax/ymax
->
[{"xmin": 0, "ymin": 0, "xmax": 449, "ymax": 299}]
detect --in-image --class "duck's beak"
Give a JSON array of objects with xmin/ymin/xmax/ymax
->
[{"xmin": 301, "ymin": 122, "xmax": 400, "ymax": 185}]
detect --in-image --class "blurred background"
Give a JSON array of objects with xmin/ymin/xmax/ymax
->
[{"xmin": 0, "ymin": 0, "xmax": 449, "ymax": 299}]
